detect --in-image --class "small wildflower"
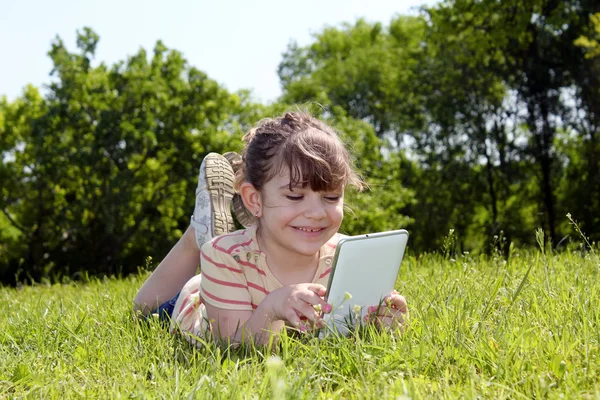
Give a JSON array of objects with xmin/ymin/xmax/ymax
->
[
  {"xmin": 313, "ymin": 304, "xmax": 322, "ymax": 313},
  {"xmin": 266, "ymin": 355, "xmax": 284, "ymax": 370},
  {"xmin": 151, "ymin": 313, "xmax": 159, "ymax": 319},
  {"xmin": 559, "ymin": 360, "xmax": 567, "ymax": 373},
  {"xmin": 344, "ymin": 292, "xmax": 352, "ymax": 300},
  {"xmin": 353, "ymin": 304, "xmax": 361, "ymax": 315}
]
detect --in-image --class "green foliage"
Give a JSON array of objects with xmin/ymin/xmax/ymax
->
[
  {"xmin": 575, "ymin": 13, "xmax": 600, "ymax": 58},
  {"xmin": 1, "ymin": 246, "xmax": 599, "ymax": 397},
  {"xmin": 279, "ymin": 14, "xmax": 509, "ymax": 250},
  {"xmin": 279, "ymin": 17, "xmax": 427, "ymax": 138},
  {"xmin": 0, "ymin": 29, "xmax": 416, "ymax": 283},
  {"xmin": 421, "ymin": 0, "xmax": 600, "ymax": 247},
  {"xmin": 278, "ymin": 0, "xmax": 600, "ymax": 252},
  {"xmin": 555, "ymin": 131, "xmax": 600, "ymax": 243},
  {"xmin": 3, "ymin": 0, "xmax": 600, "ymax": 282},
  {"xmin": 0, "ymin": 29, "xmax": 253, "ymax": 283},
  {"xmin": 315, "ymin": 106, "xmax": 415, "ymax": 235}
]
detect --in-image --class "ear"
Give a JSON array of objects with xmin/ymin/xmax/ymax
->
[{"xmin": 239, "ymin": 182, "xmax": 262, "ymax": 218}]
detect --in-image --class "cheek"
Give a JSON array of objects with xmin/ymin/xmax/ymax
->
[
  {"xmin": 330, "ymin": 203, "xmax": 344, "ymax": 224},
  {"xmin": 272, "ymin": 206, "xmax": 299, "ymax": 224}
]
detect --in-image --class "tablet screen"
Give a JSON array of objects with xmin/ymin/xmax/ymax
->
[{"xmin": 321, "ymin": 229, "xmax": 409, "ymax": 335}]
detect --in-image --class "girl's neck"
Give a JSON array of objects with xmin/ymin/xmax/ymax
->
[{"xmin": 256, "ymin": 227, "xmax": 320, "ymax": 286}]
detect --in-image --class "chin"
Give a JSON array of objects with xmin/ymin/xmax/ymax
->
[
  {"xmin": 284, "ymin": 226, "xmax": 336, "ymax": 255},
  {"xmin": 291, "ymin": 242, "xmax": 327, "ymax": 257}
]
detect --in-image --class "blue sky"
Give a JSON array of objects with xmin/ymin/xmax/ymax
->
[{"xmin": 1, "ymin": 0, "xmax": 436, "ymax": 103}]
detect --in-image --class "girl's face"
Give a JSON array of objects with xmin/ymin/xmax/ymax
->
[{"xmin": 257, "ymin": 170, "xmax": 344, "ymax": 258}]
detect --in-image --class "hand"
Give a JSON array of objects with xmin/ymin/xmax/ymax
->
[
  {"xmin": 364, "ymin": 290, "xmax": 408, "ymax": 331},
  {"xmin": 265, "ymin": 283, "xmax": 332, "ymax": 332}
]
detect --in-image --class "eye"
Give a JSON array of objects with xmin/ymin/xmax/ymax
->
[
  {"xmin": 286, "ymin": 195, "xmax": 303, "ymax": 201},
  {"xmin": 324, "ymin": 195, "xmax": 341, "ymax": 202}
]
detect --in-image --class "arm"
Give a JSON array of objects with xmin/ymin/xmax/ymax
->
[
  {"xmin": 203, "ymin": 302, "xmax": 282, "ymax": 345},
  {"xmin": 204, "ymin": 283, "xmax": 331, "ymax": 345},
  {"xmin": 133, "ymin": 227, "xmax": 200, "ymax": 315}
]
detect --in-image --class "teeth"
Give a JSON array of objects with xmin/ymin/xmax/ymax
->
[{"xmin": 298, "ymin": 227, "xmax": 319, "ymax": 232}]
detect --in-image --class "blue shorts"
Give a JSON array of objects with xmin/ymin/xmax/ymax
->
[{"xmin": 155, "ymin": 292, "xmax": 181, "ymax": 322}]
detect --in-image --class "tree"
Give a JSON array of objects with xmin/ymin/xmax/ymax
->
[
  {"xmin": 0, "ymin": 28, "xmax": 251, "ymax": 283},
  {"xmin": 575, "ymin": 13, "xmax": 600, "ymax": 58},
  {"xmin": 279, "ymin": 1, "xmax": 600, "ymax": 250},
  {"xmin": 278, "ymin": 16, "xmax": 506, "ymax": 251},
  {"xmin": 279, "ymin": 17, "xmax": 427, "ymax": 140}
]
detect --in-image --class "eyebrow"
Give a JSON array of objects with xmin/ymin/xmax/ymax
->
[{"xmin": 278, "ymin": 183, "xmax": 303, "ymax": 190}]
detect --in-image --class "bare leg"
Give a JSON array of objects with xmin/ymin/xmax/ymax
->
[
  {"xmin": 133, "ymin": 226, "xmax": 199, "ymax": 315},
  {"xmin": 133, "ymin": 153, "xmax": 236, "ymax": 316}
]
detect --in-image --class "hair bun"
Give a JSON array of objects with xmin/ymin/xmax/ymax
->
[{"xmin": 242, "ymin": 127, "xmax": 258, "ymax": 144}]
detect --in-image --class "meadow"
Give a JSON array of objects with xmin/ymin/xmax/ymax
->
[{"xmin": 1, "ymin": 232, "xmax": 599, "ymax": 399}]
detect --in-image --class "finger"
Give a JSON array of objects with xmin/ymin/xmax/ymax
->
[
  {"xmin": 375, "ymin": 315, "xmax": 403, "ymax": 330},
  {"xmin": 366, "ymin": 313, "xmax": 404, "ymax": 329},
  {"xmin": 383, "ymin": 313, "xmax": 405, "ymax": 329},
  {"xmin": 364, "ymin": 313, "xmax": 386, "ymax": 327},
  {"xmin": 285, "ymin": 315, "xmax": 314, "ymax": 332},
  {"xmin": 284, "ymin": 309, "xmax": 304, "ymax": 331},
  {"xmin": 389, "ymin": 294, "xmax": 408, "ymax": 314},
  {"xmin": 306, "ymin": 283, "xmax": 327, "ymax": 297},
  {"xmin": 311, "ymin": 302, "xmax": 332, "ymax": 314},
  {"xmin": 296, "ymin": 318, "xmax": 311, "ymax": 332},
  {"xmin": 367, "ymin": 304, "xmax": 391, "ymax": 315},
  {"xmin": 299, "ymin": 290, "xmax": 330, "ymax": 313},
  {"xmin": 366, "ymin": 306, "xmax": 405, "ymax": 321},
  {"xmin": 384, "ymin": 308, "xmax": 405, "ymax": 320},
  {"xmin": 368, "ymin": 305, "xmax": 395, "ymax": 319},
  {"xmin": 294, "ymin": 303, "xmax": 324, "ymax": 326}
]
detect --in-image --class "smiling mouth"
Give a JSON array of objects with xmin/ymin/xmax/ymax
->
[{"xmin": 295, "ymin": 227, "xmax": 325, "ymax": 232}]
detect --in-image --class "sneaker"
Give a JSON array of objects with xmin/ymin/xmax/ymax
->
[
  {"xmin": 222, "ymin": 151, "xmax": 257, "ymax": 228},
  {"xmin": 190, "ymin": 153, "xmax": 235, "ymax": 249}
]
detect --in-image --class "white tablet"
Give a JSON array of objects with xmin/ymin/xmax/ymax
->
[{"xmin": 320, "ymin": 229, "xmax": 409, "ymax": 336}]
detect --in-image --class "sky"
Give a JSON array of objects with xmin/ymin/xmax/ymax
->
[{"xmin": 0, "ymin": 0, "xmax": 437, "ymax": 103}]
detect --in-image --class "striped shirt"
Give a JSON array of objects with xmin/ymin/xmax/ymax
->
[{"xmin": 170, "ymin": 225, "xmax": 341, "ymax": 341}]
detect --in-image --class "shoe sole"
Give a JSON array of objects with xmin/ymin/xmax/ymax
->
[
  {"xmin": 204, "ymin": 154, "xmax": 236, "ymax": 235},
  {"xmin": 223, "ymin": 152, "xmax": 257, "ymax": 228}
]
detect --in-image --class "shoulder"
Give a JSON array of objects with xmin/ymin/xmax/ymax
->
[{"xmin": 202, "ymin": 228, "xmax": 256, "ymax": 257}]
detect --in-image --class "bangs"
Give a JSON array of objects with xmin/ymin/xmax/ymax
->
[{"xmin": 271, "ymin": 128, "xmax": 354, "ymax": 192}]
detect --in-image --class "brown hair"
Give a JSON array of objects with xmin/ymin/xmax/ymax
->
[{"xmin": 234, "ymin": 111, "xmax": 364, "ymax": 193}]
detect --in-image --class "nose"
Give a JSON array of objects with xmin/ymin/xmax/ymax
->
[{"xmin": 304, "ymin": 195, "xmax": 327, "ymax": 219}]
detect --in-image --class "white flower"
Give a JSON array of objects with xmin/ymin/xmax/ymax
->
[{"xmin": 266, "ymin": 356, "xmax": 284, "ymax": 371}]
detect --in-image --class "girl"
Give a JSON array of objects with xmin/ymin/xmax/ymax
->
[{"xmin": 134, "ymin": 111, "xmax": 408, "ymax": 344}]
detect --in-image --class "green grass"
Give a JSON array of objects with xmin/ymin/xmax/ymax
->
[{"xmin": 1, "ymin": 246, "xmax": 599, "ymax": 399}]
